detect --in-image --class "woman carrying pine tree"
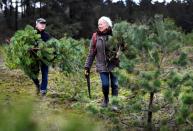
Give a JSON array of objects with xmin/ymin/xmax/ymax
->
[
  {"xmin": 84, "ymin": 16, "xmax": 119, "ymax": 108},
  {"xmin": 29, "ymin": 18, "xmax": 51, "ymax": 96}
]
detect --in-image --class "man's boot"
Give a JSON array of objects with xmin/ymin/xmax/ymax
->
[
  {"xmin": 32, "ymin": 78, "xmax": 40, "ymax": 95},
  {"xmin": 40, "ymin": 90, "xmax": 47, "ymax": 97},
  {"xmin": 36, "ymin": 84, "xmax": 40, "ymax": 95}
]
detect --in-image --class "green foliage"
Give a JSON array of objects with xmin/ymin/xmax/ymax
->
[
  {"xmin": 180, "ymin": 105, "xmax": 189, "ymax": 118},
  {"xmin": 62, "ymin": 116, "xmax": 100, "ymax": 131},
  {"xmin": 114, "ymin": 68, "xmax": 132, "ymax": 88},
  {"xmin": 176, "ymin": 86, "xmax": 193, "ymax": 125},
  {"xmin": 139, "ymin": 70, "xmax": 161, "ymax": 93},
  {"xmin": 154, "ymin": 15, "xmax": 182, "ymax": 53},
  {"xmin": 5, "ymin": 25, "xmax": 66, "ymax": 78},
  {"xmin": 52, "ymin": 72, "xmax": 87, "ymax": 100},
  {"xmin": 86, "ymin": 103, "xmax": 100, "ymax": 114},
  {"xmin": 111, "ymin": 96, "xmax": 121, "ymax": 107},
  {"xmin": 59, "ymin": 37, "xmax": 87, "ymax": 74},
  {"xmin": 119, "ymin": 53, "xmax": 136, "ymax": 72},
  {"xmin": 130, "ymin": 24, "xmax": 152, "ymax": 51},
  {"xmin": 163, "ymin": 18, "xmax": 182, "ymax": 31},
  {"xmin": 181, "ymin": 94, "xmax": 193, "ymax": 105},
  {"xmin": 5, "ymin": 25, "xmax": 41, "ymax": 78},
  {"xmin": 5, "ymin": 25, "xmax": 87, "ymax": 79},
  {"xmin": 111, "ymin": 15, "xmax": 186, "ymax": 127},
  {"xmin": 0, "ymin": 98, "xmax": 37, "ymax": 131},
  {"xmin": 173, "ymin": 52, "xmax": 189, "ymax": 66},
  {"xmin": 37, "ymin": 38, "xmax": 61, "ymax": 66},
  {"xmin": 160, "ymin": 126, "xmax": 170, "ymax": 131},
  {"xmin": 109, "ymin": 22, "xmax": 139, "ymax": 68},
  {"xmin": 163, "ymin": 89, "xmax": 173, "ymax": 103},
  {"xmin": 183, "ymin": 31, "xmax": 193, "ymax": 46},
  {"xmin": 127, "ymin": 95, "xmax": 144, "ymax": 112},
  {"xmin": 166, "ymin": 70, "xmax": 183, "ymax": 89},
  {"xmin": 180, "ymin": 86, "xmax": 193, "ymax": 104},
  {"xmin": 181, "ymin": 72, "xmax": 193, "ymax": 86}
]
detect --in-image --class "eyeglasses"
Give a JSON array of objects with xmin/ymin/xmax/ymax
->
[{"xmin": 39, "ymin": 22, "xmax": 46, "ymax": 24}]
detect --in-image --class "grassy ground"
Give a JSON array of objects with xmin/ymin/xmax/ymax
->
[
  {"xmin": 1, "ymin": 45, "xmax": 187, "ymax": 131},
  {"xmin": 1, "ymin": 45, "xmax": 137, "ymax": 131},
  {"xmin": 0, "ymin": 46, "xmax": 108, "ymax": 131},
  {"xmin": 0, "ymin": 46, "xmax": 164, "ymax": 131}
]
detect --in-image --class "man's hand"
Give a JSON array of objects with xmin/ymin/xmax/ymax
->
[
  {"xmin": 84, "ymin": 67, "xmax": 90, "ymax": 77},
  {"xmin": 31, "ymin": 48, "xmax": 40, "ymax": 51},
  {"xmin": 28, "ymin": 48, "xmax": 40, "ymax": 56},
  {"xmin": 28, "ymin": 47, "xmax": 40, "ymax": 52}
]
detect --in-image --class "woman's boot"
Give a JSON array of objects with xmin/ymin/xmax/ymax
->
[{"xmin": 101, "ymin": 88, "xmax": 109, "ymax": 107}]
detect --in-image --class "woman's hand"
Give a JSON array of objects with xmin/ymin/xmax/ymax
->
[{"xmin": 84, "ymin": 67, "xmax": 90, "ymax": 77}]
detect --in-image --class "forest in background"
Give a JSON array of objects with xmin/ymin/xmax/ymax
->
[{"xmin": 0, "ymin": 0, "xmax": 193, "ymax": 42}]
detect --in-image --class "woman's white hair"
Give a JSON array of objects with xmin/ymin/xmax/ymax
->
[{"xmin": 98, "ymin": 16, "xmax": 112, "ymax": 28}]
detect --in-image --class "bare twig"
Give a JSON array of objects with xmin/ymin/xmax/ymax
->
[{"xmin": 186, "ymin": 118, "xmax": 193, "ymax": 127}]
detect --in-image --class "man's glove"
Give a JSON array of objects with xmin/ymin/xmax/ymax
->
[{"xmin": 84, "ymin": 67, "xmax": 90, "ymax": 77}]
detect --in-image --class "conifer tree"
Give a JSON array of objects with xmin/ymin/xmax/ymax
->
[{"xmin": 110, "ymin": 15, "xmax": 190, "ymax": 129}]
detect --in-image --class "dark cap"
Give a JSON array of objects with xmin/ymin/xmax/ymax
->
[{"xmin": 36, "ymin": 18, "xmax": 46, "ymax": 24}]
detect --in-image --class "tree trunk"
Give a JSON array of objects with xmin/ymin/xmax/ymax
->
[
  {"xmin": 39, "ymin": 1, "xmax": 41, "ymax": 17},
  {"xmin": 10, "ymin": 1, "xmax": 13, "ymax": 15},
  {"xmin": 147, "ymin": 92, "xmax": 154, "ymax": 130},
  {"xmin": 15, "ymin": 0, "xmax": 18, "ymax": 30},
  {"xmin": 26, "ymin": 0, "xmax": 30, "ymax": 16},
  {"xmin": 33, "ymin": 1, "xmax": 35, "ymax": 17}
]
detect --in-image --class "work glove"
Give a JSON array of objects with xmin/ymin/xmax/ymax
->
[{"xmin": 84, "ymin": 67, "xmax": 90, "ymax": 77}]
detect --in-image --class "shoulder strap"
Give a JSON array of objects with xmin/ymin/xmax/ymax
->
[{"xmin": 92, "ymin": 32, "xmax": 97, "ymax": 53}]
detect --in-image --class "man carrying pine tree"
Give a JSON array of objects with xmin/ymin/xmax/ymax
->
[{"xmin": 30, "ymin": 18, "xmax": 51, "ymax": 96}]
